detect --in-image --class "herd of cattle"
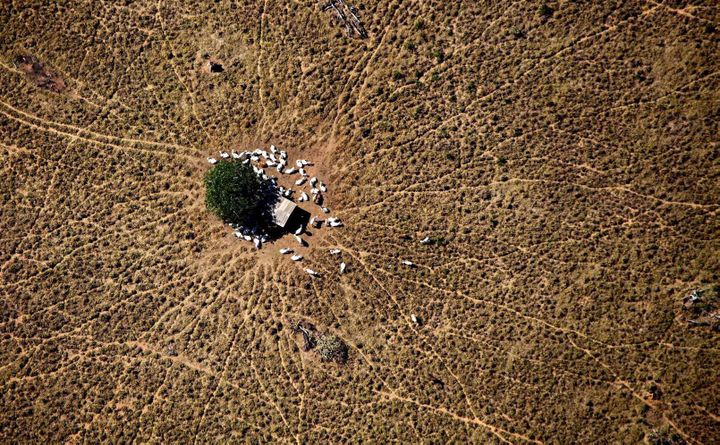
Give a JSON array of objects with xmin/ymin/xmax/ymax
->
[{"xmin": 208, "ymin": 146, "xmax": 420, "ymax": 277}]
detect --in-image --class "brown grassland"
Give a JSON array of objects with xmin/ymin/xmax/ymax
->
[{"xmin": 1, "ymin": 0, "xmax": 719, "ymax": 443}]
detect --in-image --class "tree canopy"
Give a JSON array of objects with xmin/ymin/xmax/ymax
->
[{"xmin": 204, "ymin": 161, "xmax": 265, "ymax": 225}]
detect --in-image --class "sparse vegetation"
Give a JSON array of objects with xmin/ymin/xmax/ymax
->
[{"xmin": 1, "ymin": 0, "xmax": 717, "ymax": 443}]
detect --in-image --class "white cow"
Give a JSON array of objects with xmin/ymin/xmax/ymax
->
[
  {"xmin": 284, "ymin": 168, "xmax": 297, "ymax": 175},
  {"xmin": 401, "ymin": 260, "xmax": 415, "ymax": 267},
  {"xmin": 299, "ymin": 192, "xmax": 309, "ymax": 202},
  {"xmin": 295, "ymin": 178, "xmax": 306, "ymax": 186},
  {"xmin": 420, "ymin": 236, "xmax": 431, "ymax": 245},
  {"xmin": 305, "ymin": 268, "xmax": 319, "ymax": 277},
  {"xmin": 340, "ymin": 262, "xmax": 347, "ymax": 273},
  {"xmin": 294, "ymin": 226, "xmax": 304, "ymax": 235},
  {"xmin": 329, "ymin": 249, "xmax": 341, "ymax": 255},
  {"xmin": 291, "ymin": 255, "xmax": 303, "ymax": 261},
  {"xmin": 207, "ymin": 157, "xmax": 218, "ymax": 164}
]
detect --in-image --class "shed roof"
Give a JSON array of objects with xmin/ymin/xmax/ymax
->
[{"xmin": 272, "ymin": 197, "xmax": 297, "ymax": 228}]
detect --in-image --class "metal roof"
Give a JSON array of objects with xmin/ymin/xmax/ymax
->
[{"xmin": 272, "ymin": 197, "xmax": 297, "ymax": 228}]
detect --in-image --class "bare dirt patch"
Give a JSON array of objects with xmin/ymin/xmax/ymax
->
[{"xmin": 13, "ymin": 55, "xmax": 66, "ymax": 93}]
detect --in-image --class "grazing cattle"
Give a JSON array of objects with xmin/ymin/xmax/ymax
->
[
  {"xmin": 294, "ymin": 235, "xmax": 305, "ymax": 246},
  {"xmin": 279, "ymin": 248, "xmax": 293, "ymax": 254},
  {"xmin": 299, "ymin": 192, "xmax": 309, "ymax": 202},
  {"xmin": 232, "ymin": 151, "xmax": 242, "ymax": 159},
  {"xmin": 207, "ymin": 157, "xmax": 218, "ymax": 164},
  {"xmin": 284, "ymin": 168, "xmax": 297, "ymax": 175},
  {"xmin": 295, "ymin": 226, "xmax": 304, "ymax": 235},
  {"xmin": 329, "ymin": 220, "xmax": 343, "ymax": 227},
  {"xmin": 411, "ymin": 314, "xmax": 420, "ymax": 325},
  {"xmin": 320, "ymin": 183, "xmax": 327, "ymax": 192},
  {"xmin": 299, "ymin": 168, "xmax": 307, "ymax": 177},
  {"xmin": 280, "ymin": 151, "xmax": 287, "ymax": 159},
  {"xmin": 401, "ymin": 260, "xmax": 415, "ymax": 267},
  {"xmin": 291, "ymin": 255, "xmax": 303, "ymax": 261},
  {"xmin": 321, "ymin": 207, "xmax": 330, "ymax": 213},
  {"xmin": 310, "ymin": 177, "xmax": 318, "ymax": 186},
  {"xmin": 233, "ymin": 231, "xmax": 242, "ymax": 238},
  {"xmin": 243, "ymin": 235, "xmax": 253, "ymax": 241},
  {"xmin": 296, "ymin": 160, "xmax": 303, "ymax": 168},
  {"xmin": 283, "ymin": 189, "xmax": 293, "ymax": 198},
  {"xmin": 220, "ymin": 151, "xmax": 230, "ymax": 159},
  {"xmin": 270, "ymin": 144, "xmax": 277, "ymax": 153},
  {"xmin": 420, "ymin": 236, "xmax": 431, "ymax": 245},
  {"xmin": 295, "ymin": 178, "xmax": 306, "ymax": 186},
  {"xmin": 340, "ymin": 262, "xmax": 347, "ymax": 273},
  {"xmin": 305, "ymin": 268, "xmax": 319, "ymax": 277},
  {"xmin": 254, "ymin": 238, "xmax": 262, "ymax": 249},
  {"xmin": 329, "ymin": 249, "xmax": 341, "ymax": 255}
]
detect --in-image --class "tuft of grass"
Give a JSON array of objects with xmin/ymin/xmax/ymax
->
[
  {"xmin": 539, "ymin": 4, "xmax": 554, "ymax": 18},
  {"xmin": 511, "ymin": 27, "xmax": 525, "ymax": 39}
]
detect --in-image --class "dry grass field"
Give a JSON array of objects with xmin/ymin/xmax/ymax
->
[{"xmin": 1, "ymin": 0, "xmax": 719, "ymax": 443}]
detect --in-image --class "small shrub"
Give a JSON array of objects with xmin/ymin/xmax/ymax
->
[
  {"xmin": 315, "ymin": 334, "xmax": 349, "ymax": 364},
  {"xmin": 539, "ymin": 4, "xmax": 554, "ymax": 18}
]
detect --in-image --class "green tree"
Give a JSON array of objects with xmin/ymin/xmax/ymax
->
[{"xmin": 205, "ymin": 161, "xmax": 264, "ymax": 225}]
